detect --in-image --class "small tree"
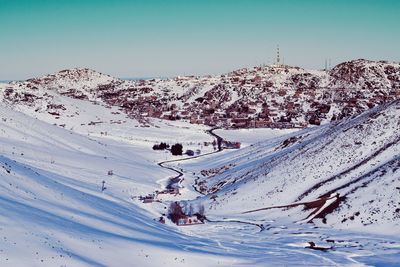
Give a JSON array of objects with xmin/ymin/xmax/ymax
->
[
  {"xmin": 152, "ymin": 144, "xmax": 160, "ymax": 150},
  {"xmin": 160, "ymin": 142, "xmax": 169, "ymax": 150},
  {"xmin": 152, "ymin": 142, "xmax": 169, "ymax": 150},
  {"xmin": 198, "ymin": 204, "xmax": 205, "ymax": 216},
  {"xmin": 171, "ymin": 143, "xmax": 183, "ymax": 156},
  {"xmin": 195, "ymin": 204, "xmax": 206, "ymax": 222},
  {"xmin": 188, "ymin": 204, "xmax": 194, "ymax": 216},
  {"xmin": 168, "ymin": 202, "xmax": 185, "ymax": 224}
]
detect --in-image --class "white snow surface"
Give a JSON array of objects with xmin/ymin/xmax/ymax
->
[
  {"xmin": 183, "ymin": 100, "xmax": 400, "ymax": 235},
  {"xmin": 0, "ymin": 81, "xmax": 399, "ymax": 266}
]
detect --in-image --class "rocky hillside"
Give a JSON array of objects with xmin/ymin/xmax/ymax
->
[
  {"xmin": 187, "ymin": 99, "xmax": 400, "ymax": 233},
  {"xmin": 2, "ymin": 59, "xmax": 400, "ymax": 129},
  {"xmin": 329, "ymin": 59, "xmax": 400, "ymax": 89}
]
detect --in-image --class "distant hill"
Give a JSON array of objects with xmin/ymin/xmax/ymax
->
[{"xmin": 2, "ymin": 59, "xmax": 399, "ymax": 129}]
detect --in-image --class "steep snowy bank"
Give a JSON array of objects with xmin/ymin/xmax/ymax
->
[{"xmin": 184, "ymin": 100, "xmax": 400, "ymax": 234}]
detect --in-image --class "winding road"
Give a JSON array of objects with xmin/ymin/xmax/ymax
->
[
  {"xmin": 157, "ymin": 128, "xmax": 223, "ymax": 190},
  {"xmin": 156, "ymin": 127, "xmax": 342, "ymax": 231},
  {"xmin": 156, "ymin": 127, "xmax": 265, "ymax": 231}
]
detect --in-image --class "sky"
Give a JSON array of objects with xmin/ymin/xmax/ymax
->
[{"xmin": 0, "ymin": 0, "xmax": 399, "ymax": 80}]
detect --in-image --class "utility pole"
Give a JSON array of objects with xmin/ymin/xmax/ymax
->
[{"xmin": 101, "ymin": 180, "xmax": 106, "ymax": 192}]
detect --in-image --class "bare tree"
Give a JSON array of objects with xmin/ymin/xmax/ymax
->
[
  {"xmin": 198, "ymin": 204, "xmax": 205, "ymax": 216},
  {"xmin": 188, "ymin": 204, "xmax": 194, "ymax": 216},
  {"xmin": 168, "ymin": 202, "xmax": 185, "ymax": 224}
]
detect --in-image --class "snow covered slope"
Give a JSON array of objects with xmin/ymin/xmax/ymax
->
[
  {"xmin": 0, "ymin": 104, "xmax": 247, "ymax": 266},
  {"xmin": 330, "ymin": 59, "xmax": 400, "ymax": 89},
  {"xmin": 185, "ymin": 99, "xmax": 400, "ymax": 234},
  {"xmin": 1, "ymin": 80, "xmax": 400, "ymax": 265},
  {"xmin": 1, "ymin": 60, "xmax": 400, "ymax": 265}
]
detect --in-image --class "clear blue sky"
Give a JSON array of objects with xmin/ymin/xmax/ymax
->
[{"xmin": 0, "ymin": 0, "xmax": 399, "ymax": 80}]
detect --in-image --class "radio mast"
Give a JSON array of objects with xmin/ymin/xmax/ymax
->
[{"xmin": 276, "ymin": 45, "xmax": 281, "ymax": 66}]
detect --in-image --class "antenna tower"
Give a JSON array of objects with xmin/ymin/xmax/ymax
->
[{"xmin": 276, "ymin": 45, "xmax": 281, "ymax": 66}]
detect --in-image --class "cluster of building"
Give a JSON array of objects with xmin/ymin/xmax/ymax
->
[
  {"xmin": 139, "ymin": 194, "xmax": 161, "ymax": 204},
  {"xmin": 175, "ymin": 215, "xmax": 204, "ymax": 226},
  {"xmin": 155, "ymin": 188, "xmax": 180, "ymax": 196},
  {"xmin": 47, "ymin": 63, "xmax": 398, "ymax": 131}
]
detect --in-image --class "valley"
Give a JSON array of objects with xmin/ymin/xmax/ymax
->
[{"xmin": 0, "ymin": 60, "xmax": 399, "ymax": 266}]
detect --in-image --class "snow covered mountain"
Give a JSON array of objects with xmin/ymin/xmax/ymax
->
[
  {"xmin": 185, "ymin": 99, "xmax": 400, "ymax": 234},
  {"xmin": 0, "ymin": 60, "xmax": 399, "ymax": 266},
  {"xmin": 23, "ymin": 68, "xmax": 117, "ymax": 92},
  {"xmin": 329, "ymin": 59, "xmax": 400, "ymax": 89},
  {"xmin": 2, "ymin": 59, "xmax": 400, "ymax": 129},
  {"xmin": 1, "ymin": 93, "xmax": 399, "ymax": 266}
]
